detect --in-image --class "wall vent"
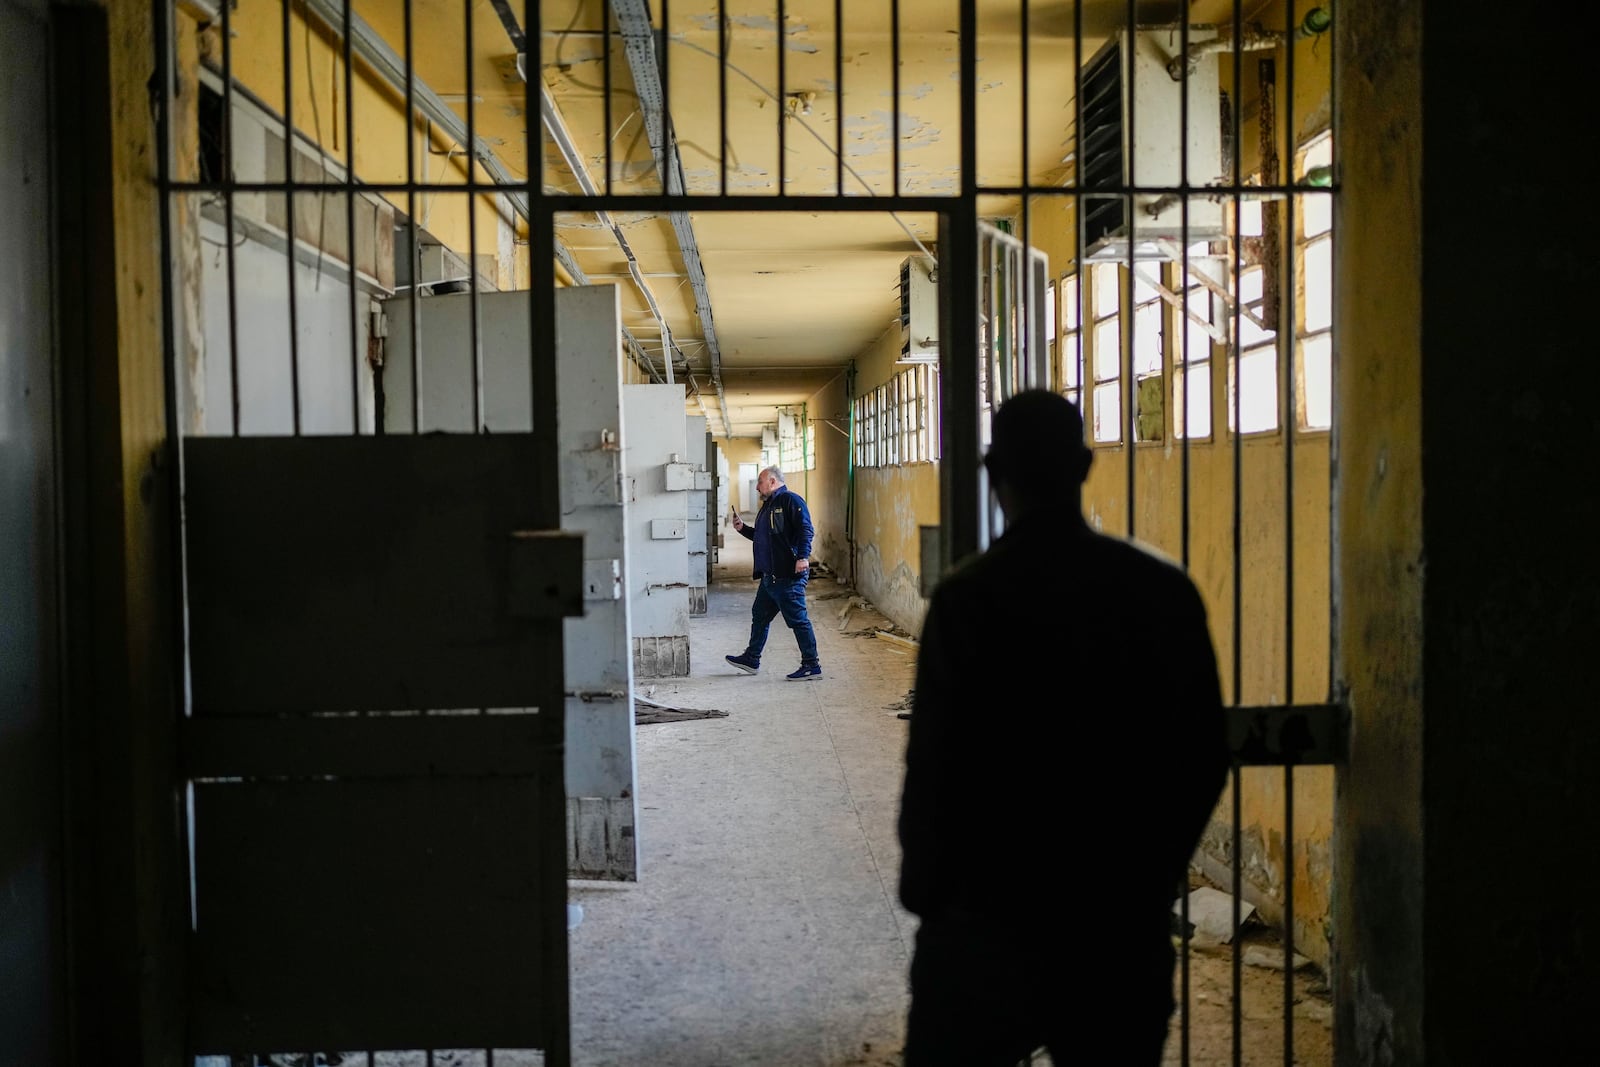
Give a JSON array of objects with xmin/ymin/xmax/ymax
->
[
  {"xmin": 1080, "ymin": 28, "xmax": 1225, "ymax": 263},
  {"xmin": 898, "ymin": 255, "xmax": 939, "ymax": 363}
]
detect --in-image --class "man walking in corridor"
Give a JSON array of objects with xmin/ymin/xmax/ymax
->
[{"xmin": 725, "ymin": 466, "xmax": 822, "ymax": 681}]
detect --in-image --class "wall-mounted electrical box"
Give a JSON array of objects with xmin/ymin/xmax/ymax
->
[
  {"xmin": 663, "ymin": 461, "xmax": 695, "ymax": 491},
  {"xmin": 650, "ymin": 518, "xmax": 687, "ymax": 540},
  {"xmin": 1080, "ymin": 27, "xmax": 1225, "ymax": 263},
  {"xmin": 899, "ymin": 255, "xmax": 939, "ymax": 363}
]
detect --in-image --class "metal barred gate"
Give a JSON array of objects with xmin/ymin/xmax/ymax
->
[{"xmin": 155, "ymin": 0, "xmax": 1343, "ymax": 1062}]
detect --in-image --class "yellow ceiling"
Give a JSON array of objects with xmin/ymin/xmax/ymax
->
[{"xmin": 349, "ymin": 0, "xmax": 1271, "ymax": 436}]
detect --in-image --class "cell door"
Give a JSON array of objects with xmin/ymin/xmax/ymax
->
[
  {"xmin": 182, "ymin": 434, "xmax": 578, "ymax": 1060},
  {"xmin": 169, "ymin": 40, "xmax": 578, "ymax": 1062},
  {"xmin": 384, "ymin": 286, "xmax": 641, "ymax": 882},
  {"xmin": 624, "ymin": 385, "xmax": 693, "ymax": 678},
  {"xmin": 685, "ymin": 415, "xmax": 711, "ymax": 615}
]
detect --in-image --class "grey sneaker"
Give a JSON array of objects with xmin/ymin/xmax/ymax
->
[
  {"xmin": 786, "ymin": 663, "xmax": 822, "ymax": 681},
  {"xmin": 726, "ymin": 653, "xmax": 760, "ymax": 674}
]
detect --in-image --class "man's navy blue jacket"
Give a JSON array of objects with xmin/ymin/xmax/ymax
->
[{"xmin": 737, "ymin": 485, "xmax": 814, "ymax": 579}]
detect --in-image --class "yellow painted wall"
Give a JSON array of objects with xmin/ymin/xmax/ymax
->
[
  {"xmin": 825, "ymin": 325, "xmax": 941, "ymax": 635},
  {"xmin": 195, "ymin": 3, "xmax": 515, "ymax": 282}
]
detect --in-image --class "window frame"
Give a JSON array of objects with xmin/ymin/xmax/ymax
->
[
  {"xmin": 1089, "ymin": 262, "xmax": 1123, "ymax": 445},
  {"xmin": 1294, "ymin": 131, "xmax": 1334, "ymax": 434}
]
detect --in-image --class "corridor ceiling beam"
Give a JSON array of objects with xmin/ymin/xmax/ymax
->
[{"xmin": 611, "ymin": 0, "xmax": 734, "ymax": 438}]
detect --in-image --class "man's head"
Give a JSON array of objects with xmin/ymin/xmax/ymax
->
[
  {"xmin": 982, "ymin": 390, "xmax": 1092, "ymax": 515},
  {"xmin": 756, "ymin": 466, "xmax": 786, "ymax": 500}
]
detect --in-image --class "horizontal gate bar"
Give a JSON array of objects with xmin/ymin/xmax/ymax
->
[
  {"xmin": 1227, "ymin": 703, "xmax": 1345, "ymax": 766},
  {"xmin": 182, "ymin": 715, "xmax": 560, "ymax": 779}
]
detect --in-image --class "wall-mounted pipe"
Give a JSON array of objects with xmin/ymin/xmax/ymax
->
[{"xmin": 1165, "ymin": 8, "xmax": 1333, "ymax": 81}]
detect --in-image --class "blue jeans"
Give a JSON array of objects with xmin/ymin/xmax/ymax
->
[{"xmin": 745, "ymin": 573, "xmax": 819, "ymax": 665}]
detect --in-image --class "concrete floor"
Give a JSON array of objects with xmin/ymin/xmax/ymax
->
[{"xmin": 568, "ymin": 535, "xmax": 918, "ymax": 1067}]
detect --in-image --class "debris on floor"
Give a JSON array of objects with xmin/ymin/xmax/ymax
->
[
  {"xmin": 885, "ymin": 688, "xmax": 915, "ymax": 721},
  {"xmin": 634, "ymin": 695, "xmax": 729, "ymax": 724},
  {"xmin": 836, "ymin": 594, "xmax": 870, "ymax": 630},
  {"xmin": 1242, "ymin": 944, "xmax": 1316, "ymax": 972},
  {"xmin": 1177, "ymin": 885, "xmax": 1259, "ymax": 945},
  {"xmin": 874, "ymin": 628, "xmax": 919, "ymax": 650}
]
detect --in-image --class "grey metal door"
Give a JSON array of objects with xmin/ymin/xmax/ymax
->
[
  {"xmin": 685, "ymin": 414, "xmax": 710, "ymax": 615},
  {"xmin": 624, "ymin": 385, "xmax": 693, "ymax": 677},
  {"xmin": 382, "ymin": 286, "xmax": 642, "ymax": 881},
  {"xmin": 181, "ymin": 433, "xmax": 578, "ymax": 1059}
]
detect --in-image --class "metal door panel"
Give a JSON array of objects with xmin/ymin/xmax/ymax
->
[
  {"xmin": 379, "ymin": 291, "xmax": 532, "ymax": 434},
  {"xmin": 188, "ymin": 777, "xmax": 549, "ymax": 1052},
  {"xmin": 685, "ymin": 415, "xmax": 709, "ymax": 616},
  {"xmin": 184, "ymin": 434, "xmax": 577, "ymax": 716},
  {"xmin": 554, "ymin": 287, "xmax": 638, "ymax": 880},
  {"xmin": 180, "ymin": 429, "xmax": 574, "ymax": 1058},
  {"xmin": 623, "ymin": 385, "xmax": 691, "ymax": 677}
]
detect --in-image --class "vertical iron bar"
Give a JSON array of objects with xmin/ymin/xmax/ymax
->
[
  {"xmin": 1072, "ymin": 0, "xmax": 1083, "ymax": 429},
  {"xmin": 939, "ymin": 0, "xmax": 981, "ymax": 567},
  {"xmin": 406, "ymin": 0, "xmax": 422, "ymax": 432},
  {"xmin": 283, "ymin": 0, "xmax": 302, "ymax": 434},
  {"xmin": 606, "ymin": 0, "xmax": 615, "ymax": 195},
  {"xmin": 1282, "ymin": 5, "xmax": 1299, "ymax": 1061},
  {"xmin": 890, "ymin": 0, "xmax": 901, "ymax": 195},
  {"xmin": 1326, "ymin": 0, "xmax": 1341, "ymax": 713},
  {"xmin": 717, "ymin": 0, "xmax": 727, "ymax": 195},
  {"xmin": 343, "ymin": 0, "xmax": 360, "ymax": 432},
  {"xmin": 466, "ymin": 0, "xmax": 484, "ymax": 432},
  {"xmin": 1230, "ymin": 0, "xmax": 1245, "ymax": 1058},
  {"xmin": 1177, "ymin": 19, "xmax": 1196, "ymax": 1063},
  {"xmin": 1232, "ymin": 762, "xmax": 1243, "ymax": 1067},
  {"xmin": 1019, "ymin": 0, "xmax": 1030, "ymax": 389},
  {"xmin": 777, "ymin": 0, "xmax": 787, "ymax": 194},
  {"xmin": 660, "ymin": 0, "xmax": 671, "ymax": 196},
  {"xmin": 527, "ymin": 3, "xmax": 570, "ymax": 1060},
  {"xmin": 1178, "ymin": 0, "xmax": 1195, "ymax": 1052},
  {"xmin": 1123, "ymin": 0, "xmax": 1135, "ymax": 539},
  {"xmin": 834, "ymin": 0, "xmax": 844, "ymax": 196},
  {"xmin": 221, "ymin": 0, "xmax": 242, "ymax": 435},
  {"xmin": 988, "ymin": 233, "xmax": 1000, "ymax": 400}
]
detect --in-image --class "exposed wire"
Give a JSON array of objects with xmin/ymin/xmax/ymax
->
[{"xmin": 670, "ymin": 31, "xmax": 937, "ymax": 266}]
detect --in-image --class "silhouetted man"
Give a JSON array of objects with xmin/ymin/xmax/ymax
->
[
  {"xmin": 897, "ymin": 390, "xmax": 1228, "ymax": 1065},
  {"xmin": 725, "ymin": 466, "xmax": 822, "ymax": 680}
]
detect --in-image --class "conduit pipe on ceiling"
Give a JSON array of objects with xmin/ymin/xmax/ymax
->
[
  {"xmin": 520, "ymin": 52, "xmax": 683, "ymax": 385},
  {"xmin": 610, "ymin": 0, "xmax": 733, "ymax": 437}
]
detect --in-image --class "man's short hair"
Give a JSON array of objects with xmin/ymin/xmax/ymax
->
[
  {"xmin": 982, "ymin": 390, "xmax": 1091, "ymax": 487},
  {"xmin": 760, "ymin": 465, "xmax": 785, "ymax": 484}
]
